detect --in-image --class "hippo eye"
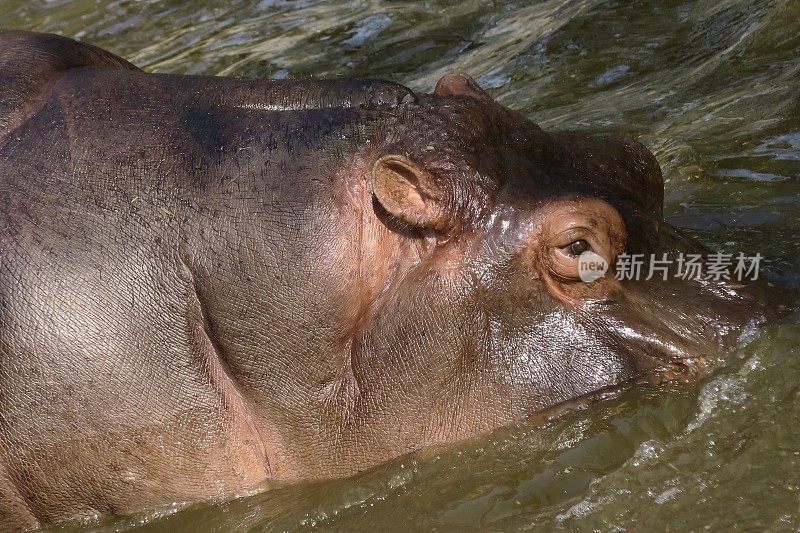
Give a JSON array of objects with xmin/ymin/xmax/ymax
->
[{"xmin": 566, "ymin": 239, "xmax": 591, "ymax": 256}]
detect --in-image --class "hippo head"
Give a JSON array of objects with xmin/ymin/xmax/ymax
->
[{"xmin": 358, "ymin": 73, "xmax": 787, "ymax": 417}]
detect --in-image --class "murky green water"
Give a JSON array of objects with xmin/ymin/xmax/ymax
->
[{"xmin": 3, "ymin": 0, "xmax": 800, "ymax": 530}]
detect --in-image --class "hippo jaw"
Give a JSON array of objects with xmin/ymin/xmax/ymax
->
[{"xmin": 585, "ymin": 278, "xmax": 772, "ymax": 385}]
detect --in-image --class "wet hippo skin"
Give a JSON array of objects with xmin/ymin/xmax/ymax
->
[{"xmin": 0, "ymin": 30, "xmax": 785, "ymax": 528}]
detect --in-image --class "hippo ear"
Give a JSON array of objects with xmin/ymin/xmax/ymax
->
[
  {"xmin": 434, "ymin": 73, "xmax": 493, "ymax": 103},
  {"xmin": 371, "ymin": 155, "xmax": 446, "ymax": 230}
]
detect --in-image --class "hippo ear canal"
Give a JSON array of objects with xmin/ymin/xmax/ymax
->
[{"xmin": 371, "ymin": 155, "xmax": 446, "ymax": 230}]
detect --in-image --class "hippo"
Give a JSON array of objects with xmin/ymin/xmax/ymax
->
[{"xmin": 0, "ymin": 30, "xmax": 786, "ymax": 528}]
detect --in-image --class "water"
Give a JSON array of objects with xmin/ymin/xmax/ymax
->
[{"xmin": 2, "ymin": 0, "xmax": 800, "ymax": 530}]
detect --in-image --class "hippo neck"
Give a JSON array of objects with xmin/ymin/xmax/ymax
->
[{"xmin": 177, "ymin": 110, "xmax": 449, "ymax": 475}]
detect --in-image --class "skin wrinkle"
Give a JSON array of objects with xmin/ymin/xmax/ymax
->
[
  {"xmin": 0, "ymin": 359, "xmax": 38, "ymax": 531},
  {"xmin": 0, "ymin": 75, "xmax": 62, "ymax": 152},
  {"xmin": 180, "ymin": 252, "xmax": 272, "ymax": 479},
  {"xmin": 322, "ymin": 153, "xmax": 432, "ymax": 438},
  {"xmin": 0, "ymin": 32, "xmax": 138, "ymax": 148}
]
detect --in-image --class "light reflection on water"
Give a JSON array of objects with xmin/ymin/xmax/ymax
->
[{"xmin": 3, "ymin": 0, "xmax": 799, "ymax": 530}]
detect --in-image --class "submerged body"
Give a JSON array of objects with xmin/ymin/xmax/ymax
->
[{"xmin": 0, "ymin": 31, "xmax": 784, "ymax": 528}]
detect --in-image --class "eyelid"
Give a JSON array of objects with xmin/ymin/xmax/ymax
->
[{"xmin": 550, "ymin": 227, "xmax": 597, "ymax": 250}]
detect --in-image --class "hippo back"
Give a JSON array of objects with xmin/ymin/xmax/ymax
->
[{"xmin": 0, "ymin": 30, "xmax": 138, "ymax": 141}]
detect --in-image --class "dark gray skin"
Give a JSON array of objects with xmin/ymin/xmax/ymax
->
[{"xmin": 0, "ymin": 31, "xmax": 787, "ymax": 529}]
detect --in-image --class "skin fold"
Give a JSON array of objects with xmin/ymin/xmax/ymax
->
[{"xmin": 0, "ymin": 30, "xmax": 789, "ymax": 529}]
